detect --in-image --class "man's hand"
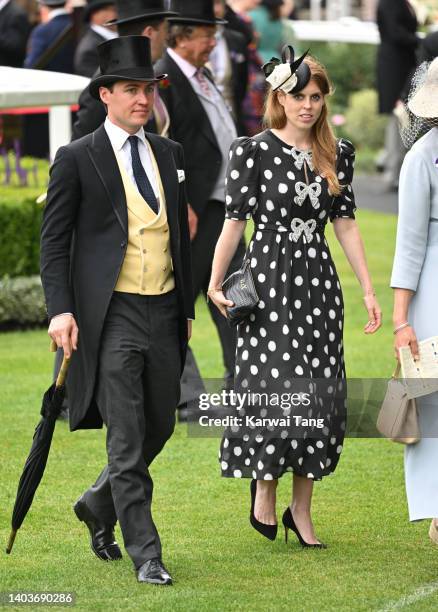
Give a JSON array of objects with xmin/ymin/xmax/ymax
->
[
  {"xmin": 187, "ymin": 319, "xmax": 192, "ymax": 342},
  {"xmin": 48, "ymin": 314, "xmax": 79, "ymax": 359},
  {"xmin": 187, "ymin": 204, "xmax": 198, "ymax": 241}
]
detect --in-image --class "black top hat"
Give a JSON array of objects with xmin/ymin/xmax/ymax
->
[
  {"xmin": 262, "ymin": 0, "xmax": 284, "ymax": 8},
  {"xmin": 168, "ymin": 0, "xmax": 226, "ymax": 25},
  {"xmin": 89, "ymin": 35, "xmax": 167, "ymax": 100},
  {"xmin": 106, "ymin": 0, "xmax": 178, "ymax": 26},
  {"xmin": 38, "ymin": 0, "xmax": 66, "ymax": 6},
  {"xmin": 83, "ymin": 0, "xmax": 115, "ymax": 22}
]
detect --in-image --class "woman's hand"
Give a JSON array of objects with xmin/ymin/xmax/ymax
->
[
  {"xmin": 394, "ymin": 324, "xmax": 419, "ymax": 362},
  {"xmin": 363, "ymin": 294, "xmax": 382, "ymax": 334},
  {"xmin": 207, "ymin": 288, "xmax": 234, "ymax": 318}
]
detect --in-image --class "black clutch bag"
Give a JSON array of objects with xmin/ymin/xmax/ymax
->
[{"xmin": 221, "ymin": 258, "xmax": 259, "ymax": 327}]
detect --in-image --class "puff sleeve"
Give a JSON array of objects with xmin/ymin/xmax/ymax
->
[
  {"xmin": 329, "ymin": 139, "xmax": 357, "ymax": 222},
  {"xmin": 225, "ymin": 137, "xmax": 260, "ymax": 221}
]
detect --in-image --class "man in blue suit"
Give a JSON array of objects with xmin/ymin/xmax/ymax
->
[
  {"xmin": 24, "ymin": 0, "xmax": 75, "ymax": 72},
  {"xmin": 23, "ymin": 0, "xmax": 76, "ymax": 158}
]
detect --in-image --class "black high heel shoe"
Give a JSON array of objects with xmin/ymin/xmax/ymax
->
[
  {"xmin": 282, "ymin": 507, "xmax": 327, "ymax": 549},
  {"xmin": 249, "ymin": 479, "xmax": 277, "ymax": 541}
]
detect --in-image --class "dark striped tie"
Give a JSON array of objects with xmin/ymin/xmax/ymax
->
[{"xmin": 128, "ymin": 135, "xmax": 159, "ymax": 214}]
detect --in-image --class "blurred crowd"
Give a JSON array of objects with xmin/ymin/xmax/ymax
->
[
  {"xmin": 3, "ymin": 0, "xmax": 438, "ymax": 162},
  {"xmin": 0, "ymin": 0, "xmax": 305, "ymax": 156}
]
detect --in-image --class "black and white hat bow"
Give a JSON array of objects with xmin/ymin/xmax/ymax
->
[{"xmin": 262, "ymin": 45, "xmax": 311, "ymax": 94}]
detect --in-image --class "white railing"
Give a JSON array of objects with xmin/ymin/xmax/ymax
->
[
  {"xmin": 292, "ymin": 17, "xmax": 380, "ymax": 45},
  {"xmin": 0, "ymin": 67, "xmax": 90, "ymax": 160}
]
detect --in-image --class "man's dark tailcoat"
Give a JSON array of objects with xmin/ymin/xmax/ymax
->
[
  {"xmin": 74, "ymin": 27, "xmax": 105, "ymax": 77},
  {"xmin": 40, "ymin": 125, "xmax": 194, "ymax": 431}
]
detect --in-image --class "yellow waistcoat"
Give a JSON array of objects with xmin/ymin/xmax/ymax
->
[{"xmin": 113, "ymin": 143, "xmax": 175, "ymax": 295}]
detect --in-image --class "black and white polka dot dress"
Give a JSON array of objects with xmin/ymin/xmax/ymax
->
[{"xmin": 219, "ymin": 129, "xmax": 356, "ymax": 482}]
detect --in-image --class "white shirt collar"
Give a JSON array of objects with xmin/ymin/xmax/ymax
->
[
  {"xmin": 104, "ymin": 117, "xmax": 147, "ymax": 153},
  {"xmin": 0, "ymin": 0, "xmax": 10, "ymax": 13},
  {"xmin": 48, "ymin": 8, "xmax": 69, "ymax": 21},
  {"xmin": 167, "ymin": 47, "xmax": 198, "ymax": 80},
  {"xmin": 91, "ymin": 24, "xmax": 118, "ymax": 41}
]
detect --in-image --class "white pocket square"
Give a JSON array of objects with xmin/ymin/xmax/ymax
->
[{"xmin": 177, "ymin": 169, "xmax": 185, "ymax": 183}]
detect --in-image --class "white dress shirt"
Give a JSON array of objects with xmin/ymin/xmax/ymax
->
[
  {"xmin": 91, "ymin": 24, "xmax": 117, "ymax": 41},
  {"xmin": 167, "ymin": 46, "xmax": 198, "ymax": 82},
  {"xmin": 47, "ymin": 8, "xmax": 70, "ymax": 21},
  {"xmin": 0, "ymin": 0, "xmax": 11, "ymax": 13},
  {"xmin": 104, "ymin": 117, "xmax": 160, "ymax": 202}
]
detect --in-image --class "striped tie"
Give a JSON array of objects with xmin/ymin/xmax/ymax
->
[{"xmin": 195, "ymin": 68, "xmax": 212, "ymax": 98}]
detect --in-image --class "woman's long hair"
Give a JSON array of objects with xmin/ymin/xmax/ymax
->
[{"xmin": 263, "ymin": 57, "xmax": 341, "ymax": 195}]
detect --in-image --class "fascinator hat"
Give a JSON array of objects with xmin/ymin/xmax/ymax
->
[
  {"xmin": 408, "ymin": 57, "xmax": 438, "ymax": 118},
  {"xmin": 400, "ymin": 58, "xmax": 438, "ymax": 149},
  {"xmin": 262, "ymin": 45, "xmax": 311, "ymax": 94}
]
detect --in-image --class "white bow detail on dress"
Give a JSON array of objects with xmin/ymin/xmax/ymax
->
[
  {"xmin": 289, "ymin": 218, "xmax": 317, "ymax": 243},
  {"xmin": 294, "ymin": 182, "xmax": 321, "ymax": 208},
  {"xmin": 291, "ymin": 149, "xmax": 314, "ymax": 171}
]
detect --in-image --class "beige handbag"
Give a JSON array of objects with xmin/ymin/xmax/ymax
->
[{"xmin": 376, "ymin": 363, "xmax": 420, "ymax": 444}]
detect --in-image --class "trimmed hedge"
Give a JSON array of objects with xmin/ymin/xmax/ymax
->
[
  {"xmin": 344, "ymin": 89, "xmax": 388, "ymax": 150},
  {"xmin": 0, "ymin": 196, "xmax": 43, "ymax": 277},
  {"xmin": 0, "ymin": 275, "xmax": 46, "ymax": 329},
  {"xmin": 0, "ymin": 154, "xmax": 49, "ymax": 278}
]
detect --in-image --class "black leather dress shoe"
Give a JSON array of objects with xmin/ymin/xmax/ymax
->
[
  {"xmin": 73, "ymin": 497, "xmax": 122, "ymax": 561},
  {"xmin": 137, "ymin": 558, "xmax": 173, "ymax": 585},
  {"xmin": 178, "ymin": 400, "xmax": 227, "ymax": 423}
]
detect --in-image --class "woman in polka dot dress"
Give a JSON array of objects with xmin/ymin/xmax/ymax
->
[{"xmin": 208, "ymin": 48, "xmax": 382, "ymax": 547}]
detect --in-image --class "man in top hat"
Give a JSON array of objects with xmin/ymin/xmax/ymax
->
[
  {"xmin": 74, "ymin": 1, "xmax": 117, "ymax": 77},
  {"xmin": 53, "ymin": 0, "xmax": 185, "ymax": 421},
  {"xmin": 24, "ymin": 0, "xmax": 75, "ymax": 73},
  {"xmin": 155, "ymin": 0, "xmax": 246, "ymax": 419},
  {"xmin": 40, "ymin": 35, "xmax": 194, "ymax": 585},
  {"xmin": 210, "ymin": 0, "xmax": 248, "ymax": 136},
  {"xmin": 72, "ymin": 0, "xmax": 178, "ymax": 139}
]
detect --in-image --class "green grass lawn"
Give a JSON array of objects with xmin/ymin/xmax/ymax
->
[{"xmin": 1, "ymin": 209, "xmax": 438, "ymax": 611}]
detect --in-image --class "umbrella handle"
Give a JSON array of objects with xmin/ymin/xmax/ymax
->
[
  {"xmin": 50, "ymin": 340, "xmax": 71, "ymax": 387},
  {"xmin": 6, "ymin": 529, "xmax": 17, "ymax": 554},
  {"xmin": 56, "ymin": 356, "xmax": 70, "ymax": 387}
]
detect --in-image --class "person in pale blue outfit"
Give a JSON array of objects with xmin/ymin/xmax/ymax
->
[{"xmin": 391, "ymin": 58, "xmax": 438, "ymax": 541}]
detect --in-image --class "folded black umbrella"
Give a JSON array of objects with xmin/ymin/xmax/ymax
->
[{"xmin": 6, "ymin": 346, "xmax": 70, "ymax": 554}]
